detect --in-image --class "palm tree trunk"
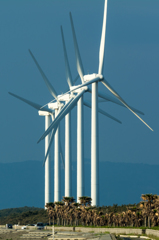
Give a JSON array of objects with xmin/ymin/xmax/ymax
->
[{"xmin": 148, "ymin": 216, "xmax": 151, "ymax": 228}]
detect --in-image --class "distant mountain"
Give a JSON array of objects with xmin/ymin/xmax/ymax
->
[
  {"xmin": 0, "ymin": 160, "xmax": 158, "ymax": 209},
  {"xmin": 0, "ymin": 206, "xmax": 42, "ymax": 218}
]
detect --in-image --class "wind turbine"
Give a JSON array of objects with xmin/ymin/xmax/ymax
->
[
  {"xmin": 29, "ymin": 49, "xmax": 66, "ymax": 202},
  {"xmin": 68, "ymin": 0, "xmax": 153, "ymax": 206},
  {"xmin": 61, "ymin": 26, "xmax": 122, "ymax": 202},
  {"xmin": 64, "ymin": 11, "xmax": 146, "ymax": 205},
  {"xmin": 8, "ymin": 92, "xmax": 53, "ymax": 207}
]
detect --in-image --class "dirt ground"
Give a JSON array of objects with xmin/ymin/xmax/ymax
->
[
  {"xmin": 0, "ymin": 230, "xmax": 24, "ymax": 240},
  {"xmin": 0, "ymin": 228, "xmax": 111, "ymax": 240},
  {"xmin": 0, "ymin": 230, "xmax": 42, "ymax": 240}
]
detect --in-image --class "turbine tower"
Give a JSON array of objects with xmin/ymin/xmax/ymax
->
[
  {"xmin": 39, "ymin": 110, "xmax": 52, "ymax": 206},
  {"xmin": 61, "ymin": 26, "xmax": 84, "ymax": 202}
]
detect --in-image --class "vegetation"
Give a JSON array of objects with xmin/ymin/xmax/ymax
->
[
  {"xmin": 45, "ymin": 194, "xmax": 159, "ymax": 227},
  {"xmin": 1, "ymin": 194, "xmax": 159, "ymax": 227},
  {"xmin": 0, "ymin": 207, "xmax": 47, "ymax": 225},
  {"xmin": 0, "ymin": 206, "xmax": 41, "ymax": 218}
]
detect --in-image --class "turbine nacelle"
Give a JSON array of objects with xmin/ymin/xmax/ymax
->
[
  {"xmin": 70, "ymin": 85, "xmax": 88, "ymax": 93},
  {"xmin": 57, "ymin": 93, "xmax": 73, "ymax": 102},
  {"xmin": 48, "ymin": 102, "xmax": 64, "ymax": 110},
  {"xmin": 83, "ymin": 73, "xmax": 103, "ymax": 82},
  {"xmin": 38, "ymin": 110, "xmax": 52, "ymax": 116}
]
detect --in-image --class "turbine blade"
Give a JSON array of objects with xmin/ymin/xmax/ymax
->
[
  {"xmin": 73, "ymin": 74, "xmax": 79, "ymax": 85},
  {"xmin": 83, "ymin": 100, "xmax": 121, "ymax": 124},
  {"xmin": 61, "ymin": 26, "xmax": 73, "ymax": 88},
  {"xmin": 102, "ymin": 78, "xmax": 153, "ymax": 131},
  {"xmin": 62, "ymin": 74, "xmax": 79, "ymax": 93},
  {"xmin": 52, "ymin": 89, "xmax": 85, "ymax": 127},
  {"xmin": 9, "ymin": 92, "xmax": 52, "ymax": 113},
  {"xmin": 98, "ymin": 0, "xmax": 108, "ymax": 75},
  {"xmin": 38, "ymin": 90, "xmax": 86, "ymax": 143},
  {"xmin": 69, "ymin": 12, "xmax": 85, "ymax": 83},
  {"xmin": 83, "ymin": 100, "xmax": 91, "ymax": 109},
  {"xmin": 28, "ymin": 49, "xmax": 58, "ymax": 100},
  {"xmin": 43, "ymin": 125, "xmax": 58, "ymax": 166},
  {"xmin": 98, "ymin": 91, "xmax": 144, "ymax": 115},
  {"xmin": 98, "ymin": 108, "xmax": 121, "ymax": 124},
  {"xmin": 38, "ymin": 98, "xmax": 74, "ymax": 143},
  {"xmin": 98, "ymin": 98, "xmax": 108, "ymax": 103},
  {"xmin": 60, "ymin": 140, "xmax": 65, "ymax": 169}
]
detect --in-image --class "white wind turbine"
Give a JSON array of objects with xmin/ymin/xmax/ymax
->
[
  {"xmin": 37, "ymin": 0, "xmax": 153, "ymax": 207},
  {"xmin": 61, "ymin": 26, "xmax": 122, "ymax": 202},
  {"xmin": 69, "ymin": 0, "xmax": 153, "ymax": 206},
  {"xmin": 8, "ymin": 92, "xmax": 53, "ymax": 207},
  {"xmin": 29, "ymin": 49, "xmax": 66, "ymax": 202}
]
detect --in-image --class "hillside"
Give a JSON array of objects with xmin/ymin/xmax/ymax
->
[
  {"xmin": 0, "ymin": 206, "xmax": 42, "ymax": 217},
  {"xmin": 0, "ymin": 203, "xmax": 138, "ymax": 225},
  {"xmin": 0, "ymin": 207, "xmax": 48, "ymax": 225}
]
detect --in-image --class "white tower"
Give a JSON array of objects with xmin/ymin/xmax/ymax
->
[
  {"xmin": 77, "ymin": 95, "xmax": 84, "ymax": 202},
  {"xmin": 48, "ymin": 102, "xmax": 63, "ymax": 202},
  {"xmin": 38, "ymin": 111, "xmax": 52, "ymax": 207}
]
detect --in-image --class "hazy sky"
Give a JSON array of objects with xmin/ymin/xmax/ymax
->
[{"xmin": 0, "ymin": 0, "xmax": 158, "ymax": 168}]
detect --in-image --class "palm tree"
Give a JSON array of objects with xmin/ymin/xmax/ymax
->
[
  {"xmin": 73, "ymin": 207, "xmax": 81, "ymax": 226},
  {"xmin": 54, "ymin": 202, "xmax": 64, "ymax": 225},
  {"xmin": 45, "ymin": 202, "xmax": 55, "ymax": 225},
  {"xmin": 141, "ymin": 194, "xmax": 158, "ymax": 227},
  {"xmin": 79, "ymin": 196, "xmax": 92, "ymax": 206},
  {"xmin": 80, "ymin": 207, "xmax": 88, "ymax": 226},
  {"xmin": 62, "ymin": 197, "xmax": 75, "ymax": 206},
  {"xmin": 51, "ymin": 209, "xmax": 57, "ymax": 225}
]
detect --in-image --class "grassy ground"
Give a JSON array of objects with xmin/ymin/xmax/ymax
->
[{"xmin": 146, "ymin": 235, "xmax": 159, "ymax": 240}]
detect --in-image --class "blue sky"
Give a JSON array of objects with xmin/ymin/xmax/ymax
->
[{"xmin": 0, "ymin": 0, "xmax": 158, "ymax": 168}]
